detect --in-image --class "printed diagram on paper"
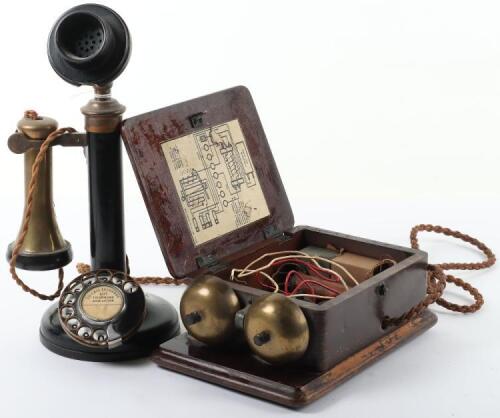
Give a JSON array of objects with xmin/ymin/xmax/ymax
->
[{"xmin": 161, "ymin": 119, "xmax": 270, "ymax": 246}]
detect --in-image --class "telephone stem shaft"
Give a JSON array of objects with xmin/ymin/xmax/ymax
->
[{"xmin": 82, "ymin": 87, "xmax": 126, "ymax": 271}]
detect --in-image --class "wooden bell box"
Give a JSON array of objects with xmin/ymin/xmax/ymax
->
[{"xmin": 121, "ymin": 87, "xmax": 436, "ymax": 407}]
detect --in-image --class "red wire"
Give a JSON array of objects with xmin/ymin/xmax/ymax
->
[
  {"xmin": 256, "ymin": 273, "xmax": 276, "ymax": 291},
  {"xmin": 291, "ymin": 270, "xmax": 339, "ymax": 293},
  {"xmin": 256, "ymin": 270, "xmax": 317, "ymax": 297},
  {"xmin": 283, "ymin": 269, "xmax": 295, "ymax": 293},
  {"xmin": 289, "ymin": 276, "xmax": 341, "ymax": 297},
  {"xmin": 283, "ymin": 270, "xmax": 316, "ymax": 297},
  {"xmin": 252, "ymin": 258, "xmax": 344, "ymax": 300},
  {"xmin": 269, "ymin": 258, "xmax": 342, "ymax": 282}
]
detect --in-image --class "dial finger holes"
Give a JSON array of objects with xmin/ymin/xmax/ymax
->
[
  {"xmin": 71, "ymin": 283, "xmax": 83, "ymax": 293},
  {"xmin": 67, "ymin": 318, "xmax": 80, "ymax": 331},
  {"xmin": 61, "ymin": 307, "xmax": 75, "ymax": 319},
  {"xmin": 112, "ymin": 272, "xmax": 125, "ymax": 285},
  {"xmin": 83, "ymin": 275, "xmax": 97, "ymax": 286},
  {"xmin": 63, "ymin": 293, "xmax": 76, "ymax": 305},
  {"xmin": 124, "ymin": 281, "xmax": 138, "ymax": 294},
  {"xmin": 78, "ymin": 327, "xmax": 92, "ymax": 339},
  {"xmin": 93, "ymin": 329, "xmax": 108, "ymax": 343},
  {"xmin": 97, "ymin": 271, "xmax": 111, "ymax": 282}
]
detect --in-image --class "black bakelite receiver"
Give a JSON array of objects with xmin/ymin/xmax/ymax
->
[{"xmin": 48, "ymin": 3, "xmax": 131, "ymax": 86}]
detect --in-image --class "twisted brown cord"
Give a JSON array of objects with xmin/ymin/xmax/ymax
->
[
  {"xmin": 383, "ymin": 224, "xmax": 496, "ymax": 327},
  {"xmin": 76, "ymin": 257, "xmax": 186, "ymax": 286},
  {"xmin": 24, "ymin": 110, "xmax": 41, "ymax": 120},
  {"xmin": 8, "ymin": 111, "xmax": 76, "ymax": 300}
]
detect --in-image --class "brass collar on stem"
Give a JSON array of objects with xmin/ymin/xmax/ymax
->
[{"xmin": 81, "ymin": 85, "xmax": 126, "ymax": 134}]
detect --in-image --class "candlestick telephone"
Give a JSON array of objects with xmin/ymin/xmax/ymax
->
[{"xmin": 6, "ymin": 3, "xmax": 179, "ymax": 361}]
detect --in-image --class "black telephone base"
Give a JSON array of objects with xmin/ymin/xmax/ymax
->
[{"xmin": 39, "ymin": 294, "xmax": 180, "ymax": 362}]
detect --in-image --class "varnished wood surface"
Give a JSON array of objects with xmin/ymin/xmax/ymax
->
[
  {"xmin": 152, "ymin": 309, "xmax": 437, "ymax": 408},
  {"xmin": 121, "ymin": 86, "xmax": 294, "ymax": 278}
]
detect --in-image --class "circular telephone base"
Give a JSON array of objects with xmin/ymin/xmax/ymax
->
[{"xmin": 39, "ymin": 294, "xmax": 179, "ymax": 362}]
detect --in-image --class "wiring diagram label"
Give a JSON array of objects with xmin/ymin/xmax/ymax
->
[{"xmin": 161, "ymin": 119, "xmax": 270, "ymax": 246}]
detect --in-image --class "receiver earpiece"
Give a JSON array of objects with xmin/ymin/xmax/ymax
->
[
  {"xmin": 47, "ymin": 3, "xmax": 131, "ymax": 86},
  {"xmin": 6, "ymin": 114, "xmax": 72, "ymax": 271}
]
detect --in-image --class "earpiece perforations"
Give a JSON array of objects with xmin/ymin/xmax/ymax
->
[{"xmin": 73, "ymin": 29, "xmax": 103, "ymax": 58}]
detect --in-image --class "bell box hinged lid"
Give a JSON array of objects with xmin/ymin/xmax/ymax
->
[{"xmin": 121, "ymin": 86, "xmax": 294, "ymax": 278}]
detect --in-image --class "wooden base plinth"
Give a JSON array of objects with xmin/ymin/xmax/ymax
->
[{"xmin": 152, "ymin": 310, "xmax": 437, "ymax": 408}]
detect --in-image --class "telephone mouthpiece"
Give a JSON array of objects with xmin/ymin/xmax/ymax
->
[{"xmin": 47, "ymin": 3, "xmax": 131, "ymax": 87}]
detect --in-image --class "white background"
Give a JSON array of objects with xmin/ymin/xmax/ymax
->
[{"xmin": 0, "ymin": 1, "xmax": 499, "ymax": 417}]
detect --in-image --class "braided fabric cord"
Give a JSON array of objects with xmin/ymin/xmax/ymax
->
[
  {"xmin": 383, "ymin": 224, "xmax": 496, "ymax": 327},
  {"xmin": 76, "ymin": 260, "xmax": 185, "ymax": 286},
  {"xmin": 8, "ymin": 110, "xmax": 75, "ymax": 300}
]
